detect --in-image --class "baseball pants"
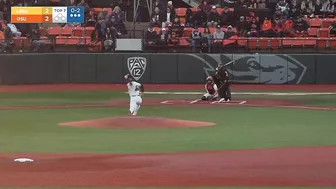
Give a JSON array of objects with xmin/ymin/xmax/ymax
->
[{"xmin": 129, "ymin": 95, "xmax": 142, "ymax": 116}]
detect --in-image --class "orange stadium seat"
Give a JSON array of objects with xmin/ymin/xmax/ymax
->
[
  {"xmin": 47, "ymin": 26, "xmax": 61, "ymax": 36},
  {"xmin": 191, "ymin": 8, "xmax": 197, "ymax": 13},
  {"xmin": 40, "ymin": 36, "xmax": 52, "ymax": 45},
  {"xmin": 316, "ymin": 37, "xmax": 329, "ymax": 49},
  {"xmin": 179, "ymin": 17, "xmax": 186, "ymax": 25},
  {"xmin": 67, "ymin": 37, "xmax": 80, "ymax": 45},
  {"xmin": 247, "ymin": 38, "xmax": 258, "ymax": 50},
  {"xmin": 237, "ymin": 38, "xmax": 247, "ymax": 47},
  {"xmin": 179, "ymin": 38, "xmax": 190, "ymax": 46},
  {"xmin": 13, "ymin": 37, "xmax": 30, "ymax": 49},
  {"xmin": 318, "ymin": 28, "xmax": 330, "ymax": 37},
  {"xmin": 61, "ymin": 27, "xmax": 74, "ymax": 36},
  {"xmin": 84, "ymin": 27, "xmax": 95, "ymax": 37},
  {"xmin": 55, "ymin": 36, "xmax": 67, "ymax": 45},
  {"xmin": 216, "ymin": 8, "xmax": 223, "ymax": 15},
  {"xmin": 270, "ymin": 38, "xmax": 281, "ymax": 49},
  {"xmin": 282, "ymin": 38, "xmax": 293, "ymax": 47},
  {"xmin": 329, "ymin": 38, "xmax": 336, "ymax": 49},
  {"xmin": 310, "ymin": 18, "xmax": 322, "ymax": 27},
  {"xmin": 93, "ymin": 8, "xmax": 102, "ymax": 14},
  {"xmin": 104, "ymin": 7, "xmax": 113, "ymax": 14},
  {"xmin": 153, "ymin": 27, "xmax": 161, "ymax": 35},
  {"xmin": 322, "ymin": 18, "xmax": 334, "ymax": 28},
  {"xmin": 73, "ymin": 27, "xmax": 84, "ymax": 37},
  {"xmin": 176, "ymin": 8, "xmax": 186, "ymax": 17},
  {"xmin": 258, "ymin": 38, "xmax": 270, "ymax": 49},
  {"xmin": 39, "ymin": 27, "xmax": 46, "ymax": 36},
  {"xmin": 183, "ymin": 27, "xmax": 193, "ymax": 37},
  {"xmin": 308, "ymin": 27, "xmax": 318, "ymax": 37},
  {"xmin": 301, "ymin": 37, "xmax": 316, "ymax": 47}
]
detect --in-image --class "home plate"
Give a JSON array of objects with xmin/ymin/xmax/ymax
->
[{"xmin": 14, "ymin": 158, "xmax": 34, "ymax": 163}]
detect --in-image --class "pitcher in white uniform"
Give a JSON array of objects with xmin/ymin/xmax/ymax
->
[{"xmin": 124, "ymin": 74, "xmax": 144, "ymax": 116}]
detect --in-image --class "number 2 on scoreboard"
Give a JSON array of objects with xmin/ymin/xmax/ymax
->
[{"xmin": 45, "ymin": 16, "xmax": 49, "ymax": 22}]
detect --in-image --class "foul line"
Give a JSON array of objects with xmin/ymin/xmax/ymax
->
[
  {"xmin": 239, "ymin": 101, "xmax": 247, "ymax": 104},
  {"xmin": 189, "ymin": 99, "xmax": 201, "ymax": 104}
]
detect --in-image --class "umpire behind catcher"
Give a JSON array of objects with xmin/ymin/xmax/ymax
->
[{"xmin": 212, "ymin": 63, "xmax": 232, "ymax": 102}]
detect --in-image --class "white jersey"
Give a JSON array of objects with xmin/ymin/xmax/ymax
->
[{"xmin": 127, "ymin": 81, "xmax": 142, "ymax": 97}]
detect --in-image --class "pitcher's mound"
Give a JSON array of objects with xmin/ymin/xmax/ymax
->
[{"xmin": 59, "ymin": 117, "xmax": 215, "ymax": 129}]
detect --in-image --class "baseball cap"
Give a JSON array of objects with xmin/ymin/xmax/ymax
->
[
  {"xmin": 212, "ymin": 5, "xmax": 216, "ymax": 9},
  {"xmin": 227, "ymin": 25, "xmax": 233, "ymax": 29},
  {"xmin": 216, "ymin": 25, "xmax": 221, "ymax": 28}
]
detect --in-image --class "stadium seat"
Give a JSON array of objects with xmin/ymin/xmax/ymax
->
[
  {"xmin": 73, "ymin": 27, "xmax": 84, "ymax": 37},
  {"xmin": 13, "ymin": 37, "xmax": 30, "ymax": 49},
  {"xmin": 84, "ymin": 27, "xmax": 95, "ymax": 37},
  {"xmin": 258, "ymin": 38, "xmax": 270, "ymax": 49},
  {"xmin": 47, "ymin": 26, "xmax": 61, "ymax": 36},
  {"xmin": 183, "ymin": 27, "xmax": 193, "ymax": 37},
  {"xmin": 67, "ymin": 36, "xmax": 80, "ymax": 45},
  {"xmin": 191, "ymin": 8, "xmax": 197, "ymax": 13},
  {"xmin": 176, "ymin": 8, "xmax": 186, "ymax": 17},
  {"xmin": 282, "ymin": 38, "xmax": 293, "ymax": 47},
  {"xmin": 322, "ymin": 18, "xmax": 334, "ymax": 28},
  {"xmin": 308, "ymin": 27, "xmax": 318, "ymax": 37},
  {"xmin": 61, "ymin": 27, "xmax": 74, "ymax": 36},
  {"xmin": 39, "ymin": 27, "xmax": 46, "ymax": 36},
  {"xmin": 316, "ymin": 37, "xmax": 329, "ymax": 49},
  {"xmin": 179, "ymin": 38, "xmax": 190, "ymax": 46},
  {"xmin": 329, "ymin": 38, "xmax": 336, "ymax": 49},
  {"xmin": 270, "ymin": 38, "xmax": 281, "ymax": 49},
  {"xmin": 318, "ymin": 28, "xmax": 330, "ymax": 37},
  {"xmin": 55, "ymin": 36, "xmax": 67, "ymax": 45},
  {"xmin": 310, "ymin": 18, "xmax": 322, "ymax": 27},
  {"xmin": 93, "ymin": 8, "xmax": 102, "ymax": 14},
  {"xmin": 216, "ymin": 8, "xmax": 223, "ymax": 15},
  {"xmin": 301, "ymin": 37, "xmax": 316, "ymax": 47},
  {"xmin": 247, "ymin": 38, "xmax": 258, "ymax": 50},
  {"xmin": 237, "ymin": 38, "xmax": 247, "ymax": 47},
  {"xmin": 40, "ymin": 36, "xmax": 52, "ymax": 45}
]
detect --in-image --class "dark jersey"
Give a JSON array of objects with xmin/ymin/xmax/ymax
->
[{"xmin": 216, "ymin": 66, "xmax": 229, "ymax": 83}]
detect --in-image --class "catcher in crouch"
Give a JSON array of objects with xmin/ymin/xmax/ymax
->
[{"xmin": 201, "ymin": 76, "xmax": 219, "ymax": 101}]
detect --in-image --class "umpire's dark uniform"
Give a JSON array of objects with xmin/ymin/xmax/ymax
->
[{"xmin": 213, "ymin": 66, "xmax": 232, "ymax": 101}]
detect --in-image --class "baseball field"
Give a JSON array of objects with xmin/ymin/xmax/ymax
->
[{"xmin": 1, "ymin": 84, "xmax": 336, "ymax": 189}]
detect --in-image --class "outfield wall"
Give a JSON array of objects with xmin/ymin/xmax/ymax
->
[{"xmin": 0, "ymin": 53, "xmax": 335, "ymax": 85}]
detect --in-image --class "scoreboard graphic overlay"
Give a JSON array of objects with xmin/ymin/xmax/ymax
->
[{"xmin": 11, "ymin": 6, "xmax": 84, "ymax": 23}]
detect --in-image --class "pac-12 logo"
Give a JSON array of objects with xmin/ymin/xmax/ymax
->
[{"xmin": 127, "ymin": 57, "xmax": 147, "ymax": 81}]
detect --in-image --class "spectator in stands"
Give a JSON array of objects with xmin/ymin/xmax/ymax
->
[
  {"xmin": 329, "ymin": 21, "xmax": 336, "ymax": 36},
  {"xmin": 98, "ymin": 8, "xmax": 111, "ymax": 21},
  {"xmin": 238, "ymin": 0, "xmax": 248, "ymax": 8},
  {"xmin": 153, "ymin": 0, "xmax": 164, "ymax": 12},
  {"xmin": 258, "ymin": 0, "xmax": 267, "ymax": 9},
  {"xmin": 282, "ymin": 18, "xmax": 295, "ymax": 37},
  {"xmin": 29, "ymin": 25, "xmax": 43, "ymax": 52},
  {"xmin": 248, "ymin": 0, "xmax": 258, "ymax": 9},
  {"xmin": 276, "ymin": 0, "xmax": 290, "ymax": 17},
  {"xmin": 0, "ymin": 0, "xmax": 10, "ymax": 21},
  {"xmin": 314, "ymin": 0, "xmax": 323, "ymax": 16},
  {"xmin": 170, "ymin": 17, "xmax": 184, "ymax": 37},
  {"xmin": 103, "ymin": 27, "xmax": 116, "ymax": 52},
  {"xmin": 225, "ymin": 25, "xmax": 236, "ymax": 38},
  {"xmin": 78, "ymin": 0, "xmax": 91, "ymax": 19},
  {"xmin": 199, "ymin": 0, "xmax": 211, "ymax": 14},
  {"xmin": 190, "ymin": 26, "xmax": 202, "ymax": 52},
  {"xmin": 293, "ymin": 16, "xmax": 308, "ymax": 36},
  {"xmin": 192, "ymin": 7, "xmax": 207, "ymax": 27},
  {"xmin": 220, "ymin": 7, "xmax": 233, "ymax": 27},
  {"xmin": 289, "ymin": 3, "xmax": 301, "ymax": 18},
  {"xmin": 322, "ymin": 0, "xmax": 335, "ymax": 17},
  {"xmin": 158, "ymin": 27, "xmax": 169, "ymax": 45},
  {"xmin": 3, "ymin": 24, "xmax": 13, "ymax": 52},
  {"xmin": 0, "ymin": 29, "xmax": 4, "ymax": 52},
  {"xmin": 164, "ymin": 7, "xmax": 175, "ymax": 24},
  {"xmin": 167, "ymin": 1, "xmax": 176, "ymax": 16},
  {"xmin": 113, "ymin": 0, "xmax": 126, "ymax": 12},
  {"xmin": 93, "ymin": 19, "xmax": 105, "ymax": 41},
  {"xmin": 146, "ymin": 23, "xmax": 158, "ymax": 45},
  {"xmin": 305, "ymin": 0, "xmax": 315, "ymax": 17},
  {"xmin": 185, "ymin": 8, "xmax": 194, "ymax": 27},
  {"xmin": 86, "ymin": 9, "xmax": 97, "ymax": 27},
  {"xmin": 6, "ymin": 22, "xmax": 21, "ymax": 37},
  {"xmin": 261, "ymin": 17, "xmax": 278, "ymax": 37},
  {"xmin": 247, "ymin": 17, "xmax": 260, "ymax": 37},
  {"xmin": 207, "ymin": 6, "xmax": 220, "ymax": 28},
  {"xmin": 237, "ymin": 16, "xmax": 247, "ymax": 36},
  {"xmin": 110, "ymin": 15, "xmax": 122, "ymax": 36},
  {"xmin": 151, "ymin": 7, "xmax": 163, "ymax": 27},
  {"xmin": 201, "ymin": 27, "xmax": 211, "ymax": 53},
  {"xmin": 213, "ymin": 24, "xmax": 225, "ymax": 40}
]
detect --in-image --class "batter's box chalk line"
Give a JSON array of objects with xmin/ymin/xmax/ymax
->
[{"xmin": 211, "ymin": 100, "xmax": 247, "ymax": 104}]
